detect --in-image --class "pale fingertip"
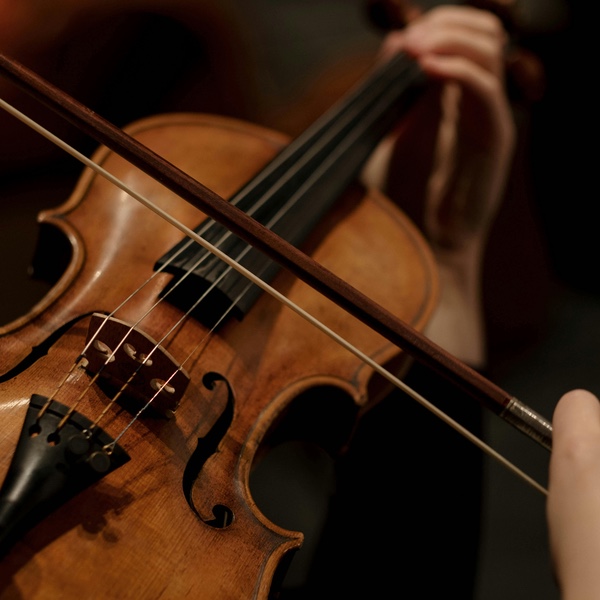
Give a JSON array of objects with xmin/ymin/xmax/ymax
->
[{"xmin": 553, "ymin": 389, "xmax": 600, "ymax": 439}]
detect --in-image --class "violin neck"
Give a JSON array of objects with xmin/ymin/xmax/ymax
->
[{"xmin": 156, "ymin": 53, "xmax": 427, "ymax": 324}]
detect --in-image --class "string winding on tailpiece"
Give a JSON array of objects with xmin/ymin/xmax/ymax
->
[{"xmin": 0, "ymin": 395, "xmax": 130, "ymax": 553}]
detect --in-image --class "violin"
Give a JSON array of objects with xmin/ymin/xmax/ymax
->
[
  {"xmin": 0, "ymin": 47, "xmax": 441, "ymax": 599},
  {"xmin": 0, "ymin": 3, "xmax": 551, "ymax": 598}
]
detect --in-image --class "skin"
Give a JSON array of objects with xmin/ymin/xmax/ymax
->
[
  {"xmin": 6, "ymin": 6, "xmax": 597, "ymax": 597},
  {"xmin": 363, "ymin": 5, "xmax": 515, "ymax": 367},
  {"xmin": 1, "ymin": 4, "xmax": 515, "ymax": 371},
  {"xmin": 548, "ymin": 389, "xmax": 600, "ymax": 600},
  {"xmin": 15, "ymin": 6, "xmax": 600, "ymax": 597}
]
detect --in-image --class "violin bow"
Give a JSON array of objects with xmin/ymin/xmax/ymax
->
[{"xmin": 0, "ymin": 51, "xmax": 552, "ymax": 456}]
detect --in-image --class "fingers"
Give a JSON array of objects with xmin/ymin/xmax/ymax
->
[
  {"xmin": 548, "ymin": 389, "xmax": 600, "ymax": 598},
  {"xmin": 552, "ymin": 389, "xmax": 600, "ymax": 448},
  {"xmin": 549, "ymin": 388, "xmax": 600, "ymax": 517},
  {"xmin": 381, "ymin": 5, "xmax": 508, "ymax": 80},
  {"xmin": 381, "ymin": 3, "xmax": 515, "ymax": 251},
  {"xmin": 549, "ymin": 389, "xmax": 600, "ymax": 505},
  {"xmin": 379, "ymin": 6, "xmax": 511, "ymax": 149}
]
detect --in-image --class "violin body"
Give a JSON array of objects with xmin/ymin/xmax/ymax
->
[{"xmin": 0, "ymin": 113, "xmax": 437, "ymax": 598}]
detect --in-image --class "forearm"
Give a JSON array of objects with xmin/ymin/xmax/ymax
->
[
  {"xmin": 423, "ymin": 241, "xmax": 487, "ymax": 367},
  {"xmin": 363, "ymin": 87, "xmax": 513, "ymax": 368},
  {"xmin": 423, "ymin": 88, "xmax": 513, "ymax": 367}
]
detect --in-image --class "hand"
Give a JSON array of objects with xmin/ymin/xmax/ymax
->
[
  {"xmin": 548, "ymin": 389, "xmax": 600, "ymax": 600},
  {"xmin": 378, "ymin": 4, "xmax": 515, "ymax": 251},
  {"xmin": 363, "ymin": 6, "xmax": 516, "ymax": 367}
]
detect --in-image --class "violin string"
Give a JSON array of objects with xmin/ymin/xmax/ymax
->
[
  {"xmin": 4, "ymin": 51, "xmax": 551, "ymax": 456},
  {"xmin": 92, "ymin": 67, "xmax": 409, "ymax": 429},
  {"xmin": 219, "ymin": 52, "xmax": 416, "ymax": 218},
  {"xmin": 41, "ymin": 195, "xmax": 217, "ymax": 426},
  {"xmin": 107, "ymin": 280, "xmax": 255, "ymax": 450},
  {"xmin": 0, "ymin": 96, "xmax": 547, "ymax": 495},
  {"xmin": 88, "ymin": 249, "xmax": 256, "ymax": 434},
  {"xmin": 67, "ymin": 161, "xmax": 290, "ymax": 431},
  {"xmin": 6, "ymin": 72, "xmax": 403, "ymax": 432},
  {"xmin": 254, "ymin": 84, "xmax": 406, "ymax": 228},
  {"xmin": 9, "ymin": 58, "xmax": 412, "ymax": 429},
  {"xmin": 162, "ymin": 53, "xmax": 413, "ymax": 287},
  {"xmin": 57, "ymin": 219, "xmax": 256, "ymax": 432}
]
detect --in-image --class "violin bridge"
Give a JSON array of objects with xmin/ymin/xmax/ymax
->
[{"xmin": 84, "ymin": 313, "xmax": 190, "ymax": 418}]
